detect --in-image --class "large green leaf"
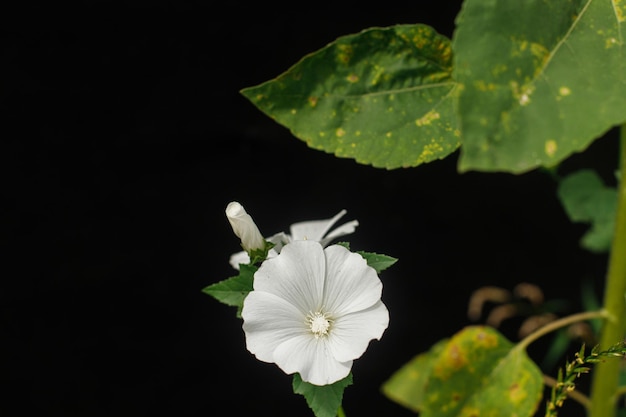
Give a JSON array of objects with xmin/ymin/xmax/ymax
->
[
  {"xmin": 454, "ymin": 0, "xmax": 626, "ymax": 173},
  {"xmin": 383, "ymin": 326, "xmax": 543, "ymax": 417},
  {"xmin": 381, "ymin": 338, "xmax": 449, "ymax": 412},
  {"xmin": 241, "ymin": 24, "xmax": 460, "ymax": 169},
  {"xmin": 422, "ymin": 326, "xmax": 543, "ymax": 417}
]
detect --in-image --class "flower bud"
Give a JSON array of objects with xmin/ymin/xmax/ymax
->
[{"xmin": 226, "ymin": 201, "xmax": 266, "ymax": 252}]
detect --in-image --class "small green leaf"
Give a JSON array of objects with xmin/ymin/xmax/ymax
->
[
  {"xmin": 241, "ymin": 24, "xmax": 460, "ymax": 169},
  {"xmin": 357, "ymin": 251, "xmax": 398, "ymax": 273},
  {"xmin": 557, "ymin": 169, "xmax": 618, "ymax": 252},
  {"xmin": 293, "ymin": 373, "xmax": 353, "ymax": 417},
  {"xmin": 202, "ymin": 264, "xmax": 257, "ymax": 317},
  {"xmin": 381, "ymin": 338, "xmax": 449, "ymax": 412},
  {"xmin": 454, "ymin": 0, "xmax": 626, "ymax": 173}
]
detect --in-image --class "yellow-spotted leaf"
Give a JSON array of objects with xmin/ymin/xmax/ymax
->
[
  {"xmin": 421, "ymin": 326, "xmax": 543, "ymax": 417},
  {"xmin": 381, "ymin": 338, "xmax": 449, "ymax": 412},
  {"xmin": 454, "ymin": 0, "xmax": 626, "ymax": 173},
  {"xmin": 384, "ymin": 326, "xmax": 543, "ymax": 417},
  {"xmin": 241, "ymin": 24, "xmax": 460, "ymax": 169}
]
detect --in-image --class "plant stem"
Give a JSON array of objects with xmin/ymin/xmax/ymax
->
[
  {"xmin": 516, "ymin": 310, "xmax": 608, "ymax": 351},
  {"xmin": 337, "ymin": 406, "xmax": 346, "ymax": 417},
  {"xmin": 589, "ymin": 126, "xmax": 626, "ymax": 417}
]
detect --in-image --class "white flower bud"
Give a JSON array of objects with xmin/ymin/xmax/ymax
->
[{"xmin": 226, "ymin": 201, "xmax": 266, "ymax": 252}]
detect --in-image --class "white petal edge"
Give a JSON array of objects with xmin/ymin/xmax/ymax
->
[
  {"xmin": 289, "ymin": 210, "xmax": 348, "ymax": 242},
  {"xmin": 318, "ymin": 220, "xmax": 359, "ymax": 247},
  {"xmin": 273, "ymin": 334, "xmax": 352, "ymax": 386},
  {"xmin": 242, "ymin": 291, "xmax": 309, "ymax": 363},
  {"xmin": 322, "ymin": 245, "xmax": 383, "ymax": 316},
  {"xmin": 327, "ymin": 300, "xmax": 389, "ymax": 362},
  {"xmin": 252, "ymin": 240, "xmax": 326, "ymax": 313}
]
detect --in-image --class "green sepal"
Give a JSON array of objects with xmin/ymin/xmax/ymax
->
[
  {"xmin": 292, "ymin": 373, "xmax": 353, "ymax": 417},
  {"xmin": 201, "ymin": 263, "xmax": 257, "ymax": 318},
  {"xmin": 247, "ymin": 240, "xmax": 276, "ymax": 265}
]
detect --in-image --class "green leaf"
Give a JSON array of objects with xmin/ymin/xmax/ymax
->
[
  {"xmin": 557, "ymin": 169, "xmax": 618, "ymax": 252},
  {"xmin": 293, "ymin": 373, "xmax": 353, "ymax": 417},
  {"xmin": 201, "ymin": 264, "xmax": 257, "ymax": 317},
  {"xmin": 381, "ymin": 338, "xmax": 449, "ymax": 412},
  {"xmin": 421, "ymin": 326, "xmax": 543, "ymax": 417},
  {"xmin": 241, "ymin": 24, "xmax": 460, "ymax": 169},
  {"xmin": 454, "ymin": 0, "xmax": 626, "ymax": 173},
  {"xmin": 357, "ymin": 251, "xmax": 398, "ymax": 273},
  {"xmin": 384, "ymin": 326, "xmax": 543, "ymax": 417}
]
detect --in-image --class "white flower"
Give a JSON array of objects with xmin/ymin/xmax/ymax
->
[
  {"xmin": 229, "ymin": 209, "xmax": 359, "ymax": 269},
  {"xmin": 226, "ymin": 201, "xmax": 266, "ymax": 253},
  {"xmin": 241, "ymin": 240, "xmax": 389, "ymax": 386}
]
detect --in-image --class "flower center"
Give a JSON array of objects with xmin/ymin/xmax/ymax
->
[{"xmin": 307, "ymin": 311, "xmax": 332, "ymax": 338}]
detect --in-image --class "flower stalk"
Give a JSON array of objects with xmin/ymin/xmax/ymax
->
[{"xmin": 588, "ymin": 125, "xmax": 626, "ymax": 417}]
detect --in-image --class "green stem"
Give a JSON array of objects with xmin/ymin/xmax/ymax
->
[
  {"xmin": 589, "ymin": 126, "xmax": 626, "ymax": 417},
  {"xmin": 517, "ymin": 310, "xmax": 608, "ymax": 351},
  {"xmin": 337, "ymin": 406, "xmax": 346, "ymax": 417}
]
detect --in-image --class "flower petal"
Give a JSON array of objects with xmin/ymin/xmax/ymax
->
[
  {"xmin": 318, "ymin": 219, "xmax": 359, "ymax": 247},
  {"xmin": 322, "ymin": 245, "xmax": 383, "ymax": 316},
  {"xmin": 327, "ymin": 300, "xmax": 389, "ymax": 362},
  {"xmin": 273, "ymin": 336, "xmax": 352, "ymax": 386},
  {"xmin": 289, "ymin": 209, "xmax": 352, "ymax": 242},
  {"xmin": 242, "ymin": 291, "xmax": 308, "ymax": 363},
  {"xmin": 252, "ymin": 240, "xmax": 326, "ymax": 313},
  {"xmin": 228, "ymin": 250, "xmax": 249, "ymax": 270}
]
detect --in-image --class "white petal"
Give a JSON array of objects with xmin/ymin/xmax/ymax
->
[
  {"xmin": 229, "ymin": 250, "xmax": 249, "ymax": 270},
  {"xmin": 273, "ymin": 335, "xmax": 352, "ymax": 385},
  {"xmin": 253, "ymin": 241, "xmax": 326, "ymax": 312},
  {"xmin": 318, "ymin": 220, "xmax": 359, "ymax": 247},
  {"xmin": 266, "ymin": 231, "xmax": 291, "ymax": 254},
  {"xmin": 289, "ymin": 209, "xmax": 349, "ymax": 242},
  {"xmin": 242, "ymin": 291, "xmax": 308, "ymax": 363},
  {"xmin": 322, "ymin": 245, "xmax": 383, "ymax": 316},
  {"xmin": 327, "ymin": 300, "xmax": 389, "ymax": 362}
]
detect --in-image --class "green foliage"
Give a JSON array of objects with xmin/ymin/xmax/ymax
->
[
  {"xmin": 357, "ymin": 251, "xmax": 398, "ymax": 273},
  {"xmin": 454, "ymin": 0, "xmax": 626, "ymax": 173},
  {"xmin": 382, "ymin": 326, "xmax": 543, "ymax": 417},
  {"xmin": 546, "ymin": 342, "xmax": 626, "ymax": 417},
  {"xmin": 557, "ymin": 169, "xmax": 618, "ymax": 252},
  {"xmin": 336, "ymin": 242, "xmax": 398, "ymax": 273},
  {"xmin": 241, "ymin": 24, "xmax": 460, "ymax": 169},
  {"xmin": 230, "ymin": 2, "xmax": 626, "ymax": 416},
  {"xmin": 293, "ymin": 373, "xmax": 353, "ymax": 417},
  {"xmin": 241, "ymin": 1, "xmax": 626, "ymax": 174},
  {"xmin": 381, "ymin": 338, "xmax": 449, "ymax": 412},
  {"xmin": 201, "ymin": 264, "xmax": 256, "ymax": 317}
]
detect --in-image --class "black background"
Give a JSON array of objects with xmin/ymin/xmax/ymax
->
[{"xmin": 3, "ymin": 3, "xmax": 618, "ymax": 416}]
